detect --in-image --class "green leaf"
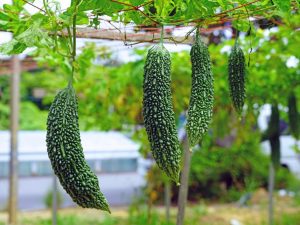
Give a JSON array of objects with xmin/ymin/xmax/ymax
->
[
  {"xmin": 232, "ymin": 19, "xmax": 251, "ymax": 32},
  {"xmin": 273, "ymin": 0, "xmax": 291, "ymax": 12},
  {"xmin": 0, "ymin": 11, "xmax": 10, "ymax": 21},
  {"xmin": 78, "ymin": 0, "xmax": 124, "ymax": 14},
  {"xmin": 0, "ymin": 39, "xmax": 27, "ymax": 55},
  {"xmin": 76, "ymin": 12, "xmax": 89, "ymax": 25},
  {"xmin": 15, "ymin": 19, "xmax": 52, "ymax": 48},
  {"xmin": 129, "ymin": 0, "xmax": 145, "ymax": 5},
  {"xmin": 261, "ymin": 0, "xmax": 270, "ymax": 6}
]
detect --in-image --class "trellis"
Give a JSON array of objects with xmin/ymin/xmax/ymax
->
[{"xmin": 1, "ymin": 1, "xmax": 296, "ymax": 225}]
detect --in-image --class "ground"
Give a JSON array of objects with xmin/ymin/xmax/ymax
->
[{"xmin": 1, "ymin": 190, "xmax": 300, "ymax": 225}]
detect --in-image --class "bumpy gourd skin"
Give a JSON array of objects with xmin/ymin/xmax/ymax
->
[
  {"xmin": 268, "ymin": 104, "xmax": 280, "ymax": 168},
  {"xmin": 143, "ymin": 44, "xmax": 181, "ymax": 183},
  {"xmin": 228, "ymin": 43, "xmax": 245, "ymax": 114},
  {"xmin": 187, "ymin": 36, "xmax": 214, "ymax": 147},
  {"xmin": 46, "ymin": 85, "xmax": 110, "ymax": 212},
  {"xmin": 288, "ymin": 92, "xmax": 300, "ymax": 139}
]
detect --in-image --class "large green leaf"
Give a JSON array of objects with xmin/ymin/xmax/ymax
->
[
  {"xmin": 0, "ymin": 39, "xmax": 27, "ymax": 55},
  {"xmin": 273, "ymin": 0, "xmax": 291, "ymax": 12},
  {"xmin": 15, "ymin": 19, "xmax": 52, "ymax": 47},
  {"xmin": 78, "ymin": 0, "xmax": 124, "ymax": 15}
]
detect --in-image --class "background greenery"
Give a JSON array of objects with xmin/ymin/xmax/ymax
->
[{"xmin": 1, "ymin": 15, "xmax": 299, "ymax": 202}]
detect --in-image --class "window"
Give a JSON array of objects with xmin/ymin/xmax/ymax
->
[
  {"xmin": 101, "ymin": 158, "xmax": 137, "ymax": 173},
  {"xmin": 35, "ymin": 161, "xmax": 53, "ymax": 176},
  {"xmin": 0, "ymin": 162, "xmax": 9, "ymax": 178},
  {"xmin": 19, "ymin": 162, "xmax": 32, "ymax": 177},
  {"xmin": 87, "ymin": 160, "xmax": 95, "ymax": 171}
]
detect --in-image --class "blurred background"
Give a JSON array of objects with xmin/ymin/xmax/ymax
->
[{"xmin": 1, "ymin": 1, "xmax": 300, "ymax": 225}]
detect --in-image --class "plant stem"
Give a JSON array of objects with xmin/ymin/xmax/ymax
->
[
  {"xmin": 160, "ymin": 25, "xmax": 164, "ymax": 45},
  {"xmin": 176, "ymin": 135, "xmax": 192, "ymax": 225},
  {"xmin": 52, "ymin": 174, "xmax": 57, "ymax": 225},
  {"xmin": 164, "ymin": 180, "xmax": 171, "ymax": 222},
  {"xmin": 70, "ymin": 13, "xmax": 76, "ymax": 86},
  {"xmin": 43, "ymin": 0, "xmax": 51, "ymax": 16},
  {"xmin": 268, "ymin": 162, "xmax": 275, "ymax": 225}
]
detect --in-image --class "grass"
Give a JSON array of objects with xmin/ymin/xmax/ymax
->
[
  {"xmin": 0, "ymin": 193, "xmax": 300, "ymax": 225},
  {"xmin": 4, "ymin": 208, "xmax": 300, "ymax": 225}
]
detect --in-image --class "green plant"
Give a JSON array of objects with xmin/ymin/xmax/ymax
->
[
  {"xmin": 143, "ymin": 44, "xmax": 181, "ymax": 183},
  {"xmin": 128, "ymin": 207, "xmax": 175, "ymax": 225},
  {"xmin": 280, "ymin": 213, "xmax": 300, "ymax": 225},
  {"xmin": 46, "ymin": 85, "xmax": 110, "ymax": 212},
  {"xmin": 22, "ymin": 214, "xmax": 118, "ymax": 225},
  {"xmin": 43, "ymin": 188, "xmax": 63, "ymax": 209},
  {"xmin": 187, "ymin": 33, "xmax": 214, "ymax": 147},
  {"xmin": 189, "ymin": 137, "xmax": 269, "ymax": 202},
  {"xmin": 228, "ymin": 42, "xmax": 245, "ymax": 115}
]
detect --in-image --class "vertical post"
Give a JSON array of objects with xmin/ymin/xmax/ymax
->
[
  {"xmin": 8, "ymin": 55, "xmax": 21, "ymax": 225},
  {"xmin": 268, "ymin": 162, "xmax": 275, "ymax": 225},
  {"xmin": 164, "ymin": 180, "xmax": 171, "ymax": 223},
  {"xmin": 176, "ymin": 135, "xmax": 192, "ymax": 225},
  {"xmin": 52, "ymin": 175, "xmax": 57, "ymax": 225}
]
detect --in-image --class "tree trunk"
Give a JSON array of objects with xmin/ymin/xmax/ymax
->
[
  {"xmin": 164, "ymin": 180, "xmax": 171, "ymax": 223},
  {"xmin": 52, "ymin": 175, "xmax": 58, "ymax": 225},
  {"xmin": 176, "ymin": 135, "xmax": 191, "ymax": 225},
  {"xmin": 8, "ymin": 55, "xmax": 21, "ymax": 225},
  {"xmin": 268, "ymin": 162, "xmax": 275, "ymax": 225}
]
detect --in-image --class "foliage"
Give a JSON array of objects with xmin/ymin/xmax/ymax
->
[
  {"xmin": 22, "ymin": 214, "xmax": 118, "ymax": 225},
  {"xmin": 0, "ymin": 0, "xmax": 296, "ymax": 91},
  {"xmin": 3, "ymin": 202, "xmax": 300, "ymax": 225},
  {"xmin": 189, "ymin": 133, "xmax": 269, "ymax": 202},
  {"xmin": 19, "ymin": 102, "xmax": 48, "ymax": 130},
  {"xmin": 0, "ymin": 0, "xmax": 293, "ymax": 55},
  {"xmin": 0, "ymin": 12, "xmax": 299, "ymax": 203},
  {"xmin": 43, "ymin": 189, "xmax": 63, "ymax": 209}
]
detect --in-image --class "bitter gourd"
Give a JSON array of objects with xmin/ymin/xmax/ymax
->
[
  {"xmin": 46, "ymin": 85, "xmax": 110, "ymax": 212},
  {"xmin": 228, "ymin": 42, "xmax": 246, "ymax": 114},
  {"xmin": 187, "ymin": 34, "xmax": 214, "ymax": 147},
  {"xmin": 268, "ymin": 104, "xmax": 281, "ymax": 168},
  {"xmin": 288, "ymin": 92, "xmax": 300, "ymax": 139},
  {"xmin": 143, "ymin": 44, "xmax": 181, "ymax": 183}
]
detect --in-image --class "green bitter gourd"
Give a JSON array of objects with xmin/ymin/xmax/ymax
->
[
  {"xmin": 187, "ymin": 33, "xmax": 214, "ymax": 147},
  {"xmin": 46, "ymin": 85, "xmax": 110, "ymax": 212},
  {"xmin": 288, "ymin": 92, "xmax": 300, "ymax": 139},
  {"xmin": 268, "ymin": 104, "xmax": 281, "ymax": 168},
  {"xmin": 228, "ymin": 42, "xmax": 246, "ymax": 115},
  {"xmin": 143, "ymin": 44, "xmax": 181, "ymax": 183}
]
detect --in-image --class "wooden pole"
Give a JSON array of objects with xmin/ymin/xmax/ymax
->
[
  {"xmin": 64, "ymin": 28, "xmax": 196, "ymax": 44},
  {"xmin": 8, "ymin": 55, "xmax": 21, "ymax": 225},
  {"xmin": 176, "ymin": 135, "xmax": 192, "ymax": 225},
  {"xmin": 164, "ymin": 180, "xmax": 171, "ymax": 223},
  {"xmin": 268, "ymin": 162, "xmax": 275, "ymax": 225},
  {"xmin": 52, "ymin": 175, "xmax": 57, "ymax": 225}
]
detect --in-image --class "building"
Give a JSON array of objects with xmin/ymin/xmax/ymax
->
[
  {"xmin": 258, "ymin": 104, "xmax": 300, "ymax": 178},
  {"xmin": 0, "ymin": 130, "xmax": 149, "ymax": 210}
]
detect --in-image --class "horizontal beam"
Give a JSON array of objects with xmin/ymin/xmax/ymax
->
[
  {"xmin": 0, "ymin": 57, "xmax": 37, "ymax": 76},
  {"xmin": 62, "ymin": 28, "xmax": 202, "ymax": 45}
]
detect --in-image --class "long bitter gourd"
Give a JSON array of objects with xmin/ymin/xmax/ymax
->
[
  {"xmin": 268, "ymin": 104, "xmax": 281, "ymax": 168},
  {"xmin": 187, "ymin": 34, "xmax": 214, "ymax": 147},
  {"xmin": 46, "ymin": 85, "xmax": 110, "ymax": 212},
  {"xmin": 228, "ymin": 42, "xmax": 246, "ymax": 114},
  {"xmin": 143, "ymin": 44, "xmax": 181, "ymax": 183},
  {"xmin": 288, "ymin": 92, "xmax": 300, "ymax": 139}
]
